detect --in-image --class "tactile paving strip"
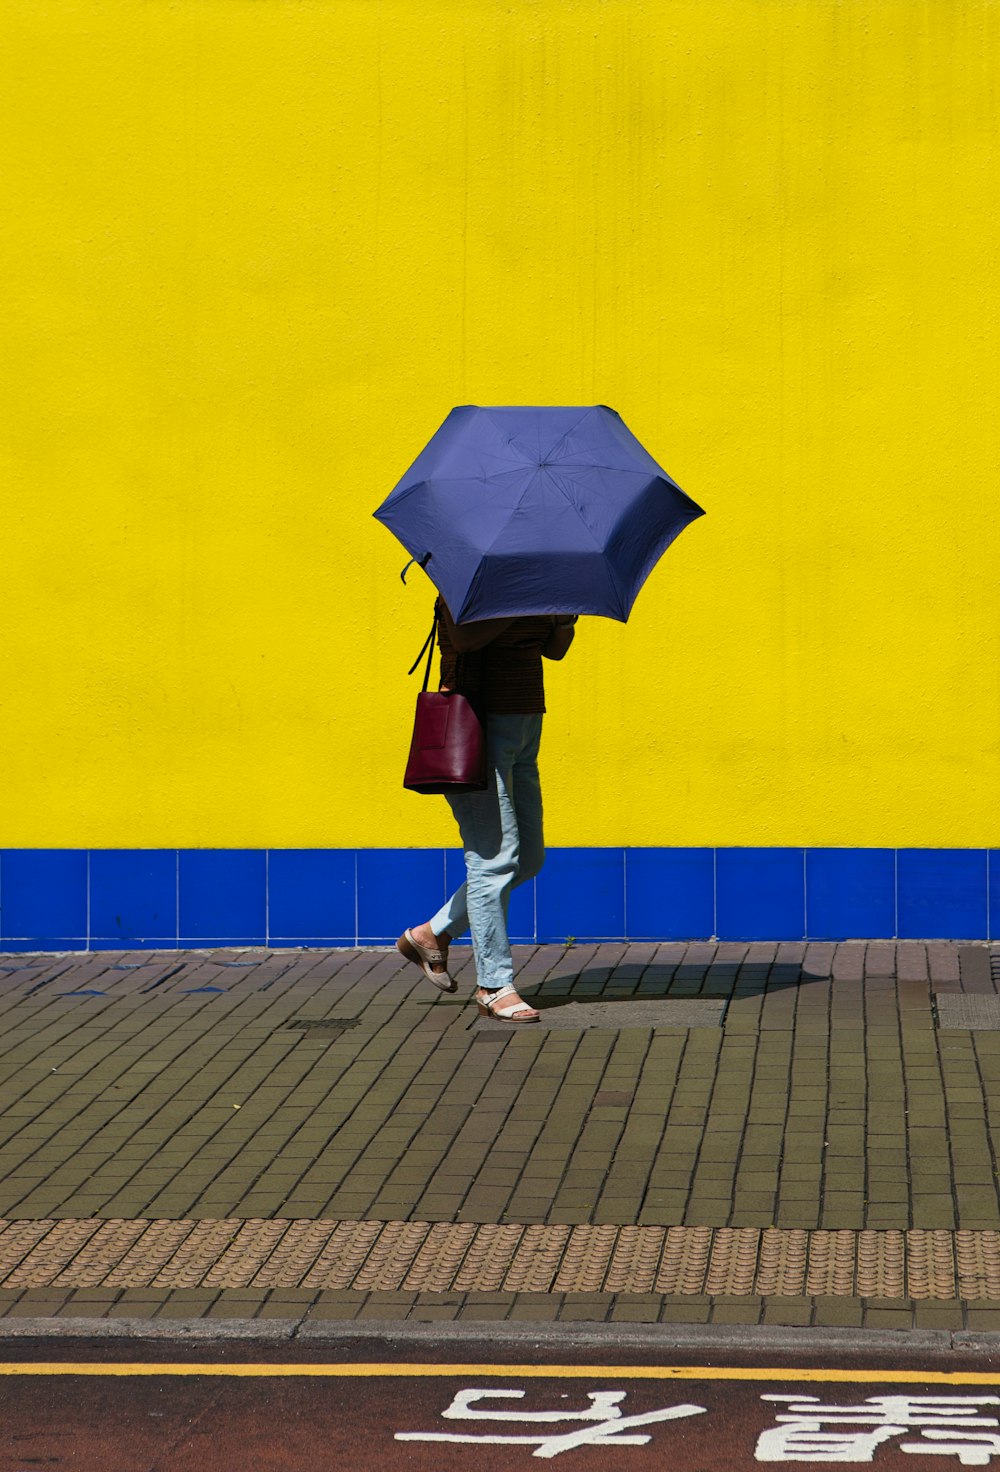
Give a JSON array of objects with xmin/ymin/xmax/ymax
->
[{"xmin": 0, "ymin": 1219, "xmax": 998, "ymax": 1298}]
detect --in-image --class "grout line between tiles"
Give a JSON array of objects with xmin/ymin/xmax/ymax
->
[{"xmin": 621, "ymin": 846, "xmax": 627, "ymax": 944}]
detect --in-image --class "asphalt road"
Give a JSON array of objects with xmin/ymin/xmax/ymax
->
[{"xmin": 4, "ymin": 1337, "xmax": 1000, "ymax": 1470}]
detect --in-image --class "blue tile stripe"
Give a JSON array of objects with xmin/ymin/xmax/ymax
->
[{"xmin": 0, "ymin": 849, "xmax": 996, "ymax": 949}]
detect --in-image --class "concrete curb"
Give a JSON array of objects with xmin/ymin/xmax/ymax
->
[
  {"xmin": 0, "ymin": 1317, "xmax": 295, "ymax": 1340},
  {"xmin": 2, "ymin": 1316, "xmax": 999, "ymax": 1357},
  {"xmin": 294, "ymin": 1321, "xmax": 988, "ymax": 1355}
]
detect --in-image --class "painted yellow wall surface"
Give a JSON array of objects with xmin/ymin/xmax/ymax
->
[{"xmin": 2, "ymin": 0, "xmax": 999, "ymax": 848}]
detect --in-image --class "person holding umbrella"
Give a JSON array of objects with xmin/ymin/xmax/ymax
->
[
  {"xmin": 398, "ymin": 600, "xmax": 577, "ymax": 1022},
  {"xmin": 376, "ymin": 404, "xmax": 705, "ymax": 1019}
]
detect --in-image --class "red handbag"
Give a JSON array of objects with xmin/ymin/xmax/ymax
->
[{"xmin": 403, "ymin": 608, "xmax": 488, "ymax": 794}]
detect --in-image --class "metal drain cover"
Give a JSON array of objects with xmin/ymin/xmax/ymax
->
[
  {"xmin": 935, "ymin": 995, "xmax": 1000, "ymax": 1030},
  {"xmin": 475, "ymin": 998, "xmax": 726, "ymax": 1031}
]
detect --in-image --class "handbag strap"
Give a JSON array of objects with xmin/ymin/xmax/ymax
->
[{"xmin": 407, "ymin": 604, "xmax": 439, "ymax": 692}]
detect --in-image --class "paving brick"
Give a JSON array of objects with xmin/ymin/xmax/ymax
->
[
  {"xmin": 105, "ymin": 1299, "xmax": 166, "ymax": 1319},
  {"xmin": 863, "ymin": 1307, "xmax": 914, "ymax": 1329},
  {"xmin": 5, "ymin": 1293, "xmax": 71, "ymax": 1316},
  {"xmin": 658, "ymin": 1302, "xmax": 710, "ymax": 1322},
  {"xmin": 304, "ymin": 1300, "xmax": 362, "ymax": 1320},
  {"xmin": 761, "ymin": 1300, "xmax": 813, "ymax": 1326},
  {"xmin": 811, "ymin": 1297, "xmax": 864, "ymax": 1327},
  {"xmin": 913, "ymin": 1303, "xmax": 965, "ymax": 1330},
  {"xmin": 964, "ymin": 1309, "xmax": 1000, "ymax": 1330},
  {"xmin": 707, "ymin": 1303, "xmax": 763, "ymax": 1327}
]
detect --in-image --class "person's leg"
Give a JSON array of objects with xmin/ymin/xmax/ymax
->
[
  {"xmin": 467, "ymin": 713, "xmax": 543, "ymax": 950},
  {"xmin": 427, "ymin": 848, "xmax": 470, "ymax": 945},
  {"xmin": 400, "ymin": 795, "xmax": 492, "ymax": 979},
  {"xmin": 407, "ymin": 716, "xmax": 541, "ymax": 1018},
  {"xmin": 509, "ymin": 714, "xmax": 545, "ymax": 892},
  {"xmin": 421, "ymin": 715, "xmax": 543, "ymax": 944},
  {"xmin": 469, "ymin": 713, "xmax": 544, "ymax": 1022},
  {"xmin": 446, "ymin": 715, "xmax": 521, "ymax": 992}
]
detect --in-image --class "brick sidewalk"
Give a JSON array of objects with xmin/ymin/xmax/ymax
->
[{"xmin": 0, "ymin": 940, "xmax": 999, "ymax": 1330}]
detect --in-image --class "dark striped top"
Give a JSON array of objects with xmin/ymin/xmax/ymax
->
[{"xmin": 437, "ymin": 602, "xmax": 551, "ymax": 715}]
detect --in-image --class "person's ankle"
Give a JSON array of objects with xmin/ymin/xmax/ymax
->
[{"xmin": 413, "ymin": 921, "xmax": 446, "ymax": 950}]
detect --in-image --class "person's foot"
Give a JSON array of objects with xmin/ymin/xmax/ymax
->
[
  {"xmin": 397, "ymin": 923, "xmax": 455, "ymax": 992},
  {"xmin": 476, "ymin": 985, "xmax": 539, "ymax": 1022},
  {"xmin": 411, "ymin": 920, "xmax": 449, "ymax": 959}
]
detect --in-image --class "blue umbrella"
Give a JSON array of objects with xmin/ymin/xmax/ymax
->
[{"xmin": 373, "ymin": 404, "xmax": 705, "ymax": 622}]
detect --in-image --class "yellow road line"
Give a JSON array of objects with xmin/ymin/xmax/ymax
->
[{"xmin": 1, "ymin": 1364, "xmax": 1000, "ymax": 1383}]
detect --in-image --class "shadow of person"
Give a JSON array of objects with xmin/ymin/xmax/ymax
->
[{"xmin": 520, "ymin": 957, "xmax": 825, "ymax": 1011}]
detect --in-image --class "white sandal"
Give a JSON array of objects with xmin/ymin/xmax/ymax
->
[
  {"xmin": 397, "ymin": 928, "xmax": 456, "ymax": 993},
  {"xmin": 476, "ymin": 985, "xmax": 540, "ymax": 1023}
]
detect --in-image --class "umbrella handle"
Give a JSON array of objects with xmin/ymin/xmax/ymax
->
[{"xmin": 400, "ymin": 551, "xmax": 432, "ymax": 584}]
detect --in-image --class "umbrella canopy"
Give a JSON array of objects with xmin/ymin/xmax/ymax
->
[{"xmin": 373, "ymin": 404, "xmax": 705, "ymax": 622}]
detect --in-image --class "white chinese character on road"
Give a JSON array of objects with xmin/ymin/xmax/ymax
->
[
  {"xmin": 395, "ymin": 1387, "xmax": 706, "ymax": 1458},
  {"xmin": 756, "ymin": 1394, "xmax": 1000, "ymax": 1464}
]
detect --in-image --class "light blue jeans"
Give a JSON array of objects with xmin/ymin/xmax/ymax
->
[{"xmin": 430, "ymin": 713, "xmax": 545, "ymax": 992}]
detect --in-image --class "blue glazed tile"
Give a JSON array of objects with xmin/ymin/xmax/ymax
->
[
  {"xmin": 716, "ymin": 848, "xmax": 805, "ymax": 942},
  {"xmin": 898, "ymin": 849, "xmax": 987, "ymax": 940},
  {"xmin": 179, "ymin": 850, "xmax": 266, "ymax": 946},
  {"xmin": 357, "ymin": 849, "xmax": 447, "ymax": 944},
  {"xmin": 0, "ymin": 850, "xmax": 88, "ymax": 947},
  {"xmin": 444, "ymin": 849, "xmax": 535, "ymax": 944},
  {"xmin": 89, "ymin": 850, "xmax": 177, "ymax": 946},
  {"xmin": 536, "ymin": 849, "xmax": 625, "ymax": 943},
  {"xmin": 266, "ymin": 937, "xmax": 353, "ymax": 951},
  {"xmin": 1, "ymin": 936, "xmax": 87, "ymax": 953},
  {"xmin": 625, "ymin": 848, "xmax": 714, "ymax": 940},
  {"xmin": 177, "ymin": 939, "xmax": 267, "ymax": 951},
  {"xmin": 806, "ymin": 849, "xmax": 895, "ymax": 940},
  {"xmin": 89, "ymin": 934, "xmax": 169, "ymax": 951},
  {"xmin": 268, "ymin": 850, "xmax": 356, "ymax": 946}
]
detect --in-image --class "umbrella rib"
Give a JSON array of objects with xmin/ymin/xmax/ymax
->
[
  {"xmin": 478, "ymin": 405, "xmax": 596, "ymax": 467},
  {"xmin": 541, "ymin": 462, "xmax": 651, "ymax": 477},
  {"xmin": 543, "ymin": 406, "xmax": 599, "ymax": 464},
  {"xmin": 543, "ymin": 466, "xmax": 634, "ymax": 618},
  {"xmin": 412, "ymin": 469, "xmax": 529, "ymax": 485},
  {"xmin": 395, "ymin": 466, "xmax": 648, "ymax": 490},
  {"xmin": 478, "ymin": 407, "xmax": 545, "ymax": 469},
  {"xmin": 478, "ymin": 468, "xmax": 546, "ymax": 560},
  {"xmin": 547, "ymin": 478, "xmax": 605, "ymax": 552}
]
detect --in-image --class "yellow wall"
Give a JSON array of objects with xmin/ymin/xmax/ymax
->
[{"xmin": 3, "ymin": 0, "xmax": 999, "ymax": 849}]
